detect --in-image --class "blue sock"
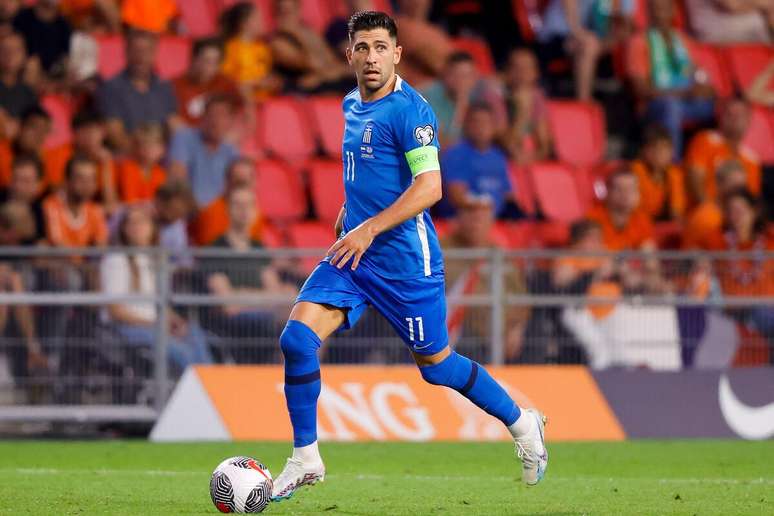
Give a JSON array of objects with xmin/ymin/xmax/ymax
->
[
  {"xmin": 280, "ymin": 320, "xmax": 322, "ymax": 447},
  {"xmin": 419, "ymin": 351, "xmax": 521, "ymax": 426}
]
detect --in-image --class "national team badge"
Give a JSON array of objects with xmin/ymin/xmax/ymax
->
[
  {"xmin": 414, "ymin": 125, "xmax": 434, "ymax": 146},
  {"xmin": 362, "ymin": 124, "xmax": 373, "ymax": 144}
]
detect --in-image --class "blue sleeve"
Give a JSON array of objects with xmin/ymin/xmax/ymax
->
[{"xmin": 395, "ymin": 96, "xmax": 441, "ymax": 155}]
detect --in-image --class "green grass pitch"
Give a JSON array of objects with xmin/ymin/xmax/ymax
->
[{"xmin": 0, "ymin": 440, "xmax": 772, "ymax": 515}]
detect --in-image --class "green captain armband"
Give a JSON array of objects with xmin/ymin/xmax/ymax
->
[{"xmin": 405, "ymin": 146, "xmax": 440, "ymax": 177}]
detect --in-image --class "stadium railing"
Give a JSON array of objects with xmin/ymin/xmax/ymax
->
[{"xmin": 0, "ymin": 246, "xmax": 771, "ymax": 425}]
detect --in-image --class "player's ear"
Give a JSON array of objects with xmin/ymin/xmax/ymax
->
[
  {"xmin": 393, "ymin": 44, "xmax": 402, "ymax": 66},
  {"xmin": 345, "ymin": 46, "xmax": 353, "ymax": 65}
]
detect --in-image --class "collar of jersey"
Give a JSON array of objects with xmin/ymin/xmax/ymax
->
[{"xmin": 357, "ymin": 74, "xmax": 403, "ymax": 105}]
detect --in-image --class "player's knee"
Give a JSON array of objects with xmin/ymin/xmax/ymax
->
[
  {"xmin": 279, "ymin": 320, "xmax": 321, "ymax": 361},
  {"xmin": 418, "ymin": 351, "xmax": 458, "ymax": 386}
]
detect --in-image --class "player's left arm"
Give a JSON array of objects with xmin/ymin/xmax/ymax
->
[{"xmin": 328, "ymin": 99, "xmax": 442, "ymax": 270}]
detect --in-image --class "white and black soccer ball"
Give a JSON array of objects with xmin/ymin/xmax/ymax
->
[{"xmin": 210, "ymin": 456, "xmax": 273, "ymax": 513}]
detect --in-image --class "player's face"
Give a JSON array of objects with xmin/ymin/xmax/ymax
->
[{"xmin": 347, "ymin": 29, "xmax": 402, "ymax": 94}]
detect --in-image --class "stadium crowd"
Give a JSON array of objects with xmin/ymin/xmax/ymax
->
[{"xmin": 0, "ymin": 0, "xmax": 772, "ymax": 398}]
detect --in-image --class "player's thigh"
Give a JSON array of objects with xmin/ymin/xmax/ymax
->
[
  {"xmin": 361, "ymin": 271, "xmax": 449, "ymax": 356},
  {"xmin": 289, "ymin": 301, "xmax": 347, "ymax": 342},
  {"xmin": 292, "ymin": 260, "xmax": 368, "ymax": 341}
]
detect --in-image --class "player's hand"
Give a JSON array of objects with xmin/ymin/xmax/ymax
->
[{"xmin": 327, "ymin": 222, "xmax": 377, "ymax": 270}]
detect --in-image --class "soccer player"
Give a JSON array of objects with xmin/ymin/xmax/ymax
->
[{"xmin": 271, "ymin": 11, "xmax": 548, "ymax": 501}]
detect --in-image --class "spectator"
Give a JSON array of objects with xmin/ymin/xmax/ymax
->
[
  {"xmin": 0, "ymin": 0, "xmax": 20, "ymax": 30},
  {"xmin": 0, "ymin": 32, "xmax": 37, "ymax": 138},
  {"xmin": 168, "ymin": 94, "xmax": 238, "ymax": 209},
  {"xmin": 392, "ymin": 0, "xmax": 454, "ymax": 85},
  {"xmin": 683, "ymin": 159, "xmax": 750, "ymax": 249},
  {"xmin": 500, "ymin": 48, "xmax": 551, "ymax": 164},
  {"xmin": 153, "ymin": 179, "xmax": 194, "ymax": 262},
  {"xmin": 587, "ymin": 168, "xmax": 655, "ymax": 250},
  {"xmin": 537, "ymin": 0, "xmax": 636, "ymax": 100},
  {"xmin": 684, "ymin": 97, "xmax": 760, "ymax": 206},
  {"xmin": 219, "ymin": 1, "xmax": 277, "ymax": 101},
  {"xmin": 189, "ymin": 157, "xmax": 262, "ymax": 246},
  {"xmin": 631, "ymin": 125, "xmax": 686, "ymax": 220},
  {"xmin": 0, "ymin": 105, "xmax": 52, "ymax": 189},
  {"xmin": 120, "ymin": 0, "xmax": 177, "ymax": 34},
  {"xmin": 59, "ymin": 0, "xmax": 121, "ymax": 33},
  {"xmin": 96, "ymin": 30, "xmax": 177, "ymax": 152},
  {"xmin": 270, "ymin": 0, "xmax": 353, "ymax": 94},
  {"xmin": 553, "ymin": 219, "xmax": 621, "ymax": 368},
  {"xmin": 42, "ymin": 155, "xmax": 107, "ymax": 247},
  {"xmin": 114, "ymin": 123, "xmax": 166, "ymax": 204},
  {"xmin": 0, "ymin": 200, "xmax": 48, "ymax": 385},
  {"xmin": 100, "ymin": 204, "xmax": 212, "ymax": 372},
  {"xmin": 685, "ymin": 0, "xmax": 772, "ymax": 44},
  {"xmin": 437, "ymin": 104, "xmax": 514, "ymax": 219},
  {"xmin": 626, "ymin": 0, "xmax": 715, "ymax": 158},
  {"xmin": 439, "ymin": 197, "xmax": 529, "ymax": 363},
  {"xmin": 746, "ymin": 59, "xmax": 774, "ymax": 108},
  {"xmin": 0, "ymin": 154, "xmax": 45, "ymax": 243},
  {"xmin": 44, "ymin": 109, "xmax": 116, "ymax": 207},
  {"xmin": 173, "ymin": 37, "xmax": 240, "ymax": 126},
  {"xmin": 707, "ymin": 189, "xmax": 774, "ymax": 359},
  {"xmin": 12, "ymin": 0, "xmax": 71, "ymax": 79},
  {"xmin": 204, "ymin": 184, "xmax": 295, "ymax": 361},
  {"xmin": 421, "ymin": 51, "xmax": 505, "ymax": 146}
]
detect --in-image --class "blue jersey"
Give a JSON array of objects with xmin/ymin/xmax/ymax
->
[{"xmin": 339, "ymin": 76, "xmax": 444, "ymax": 280}]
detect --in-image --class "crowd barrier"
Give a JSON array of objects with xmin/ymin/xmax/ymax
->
[{"xmin": 0, "ymin": 247, "xmax": 771, "ymax": 430}]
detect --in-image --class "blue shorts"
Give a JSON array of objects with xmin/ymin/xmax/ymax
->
[{"xmin": 296, "ymin": 260, "xmax": 448, "ymax": 355}]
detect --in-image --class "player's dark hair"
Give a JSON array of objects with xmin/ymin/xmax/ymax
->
[
  {"xmin": 64, "ymin": 154, "xmax": 97, "ymax": 182},
  {"xmin": 641, "ymin": 124, "xmax": 671, "ymax": 147},
  {"xmin": 446, "ymin": 51, "xmax": 474, "ymax": 67},
  {"xmin": 192, "ymin": 37, "xmax": 224, "ymax": 58},
  {"xmin": 11, "ymin": 153, "xmax": 43, "ymax": 179},
  {"xmin": 347, "ymin": 11, "xmax": 398, "ymax": 41}
]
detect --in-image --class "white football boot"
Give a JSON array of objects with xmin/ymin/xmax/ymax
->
[
  {"xmin": 514, "ymin": 409, "xmax": 548, "ymax": 486},
  {"xmin": 270, "ymin": 457, "xmax": 325, "ymax": 501}
]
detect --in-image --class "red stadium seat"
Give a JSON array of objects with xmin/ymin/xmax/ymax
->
[
  {"xmin": 307, "ymin": 159, "xmax": 345, "ymax": 223},
  {"xmin": 534, "ymin": 220, "xmax": 570, "ymax": 247},
  {"xmin": 692, "ymin": 44, "xmax": 733, "ymax": 98},
  {"xmin": 260, "ymin": 223, "xmax": 284, "ymax": 248},
  {"xmin": 300, "ymin": 0, "xmax": 334, "ymax": 34},
  {"xmin": 724, "ymin": 45, "xmax": 774, "ymax": 91},
  {"xmin": 288, "ymin": 221, "xmax": 333, "ymax": 273},
  {"xmin": 259, "ymin": 97, "xmax": 316, "ymax": 162},
  {"xmin": 178, "ymin": 0, "xmax": 218, "ymax": 37},
  {"xmin": 507, "ymin": 162, "xmax": 537, "ymax": 216},
  {"xmin": 155, "ymin": 36, "xmax": 192, "ymax": 80},
  {"xmin": 307, "ymin": 95, "xmax": 344, "ymax": 157},
  {"xmin": 96, "ymin": 34, "xmax": 125, "ymax": 79},
  {"xmin": 490, "ymin": 222, "xmax": 511, "ymax": 248},
  {"xmin": 529, "ymin": 162, "xmax": 585, "ymax": 223},
  {"xmin": 41, "ymin": 94, "xmax": 73, "ymax": 149},
  {"xmin": 255, "ymin": 160, "xmax": 307, "ymax": 222},
  {"xmin": 452, "ymin": 37, "xmax": 495, "ymax": 76},
  {"xmin": 742, "ymin": 106, "xmax": 774, "ymax": 164},
  {"xmin": 505, "ymin": 221, "xmax": 537, "ymax": 249},
  {"xmin": 546, "ymin": 101, "xmax": 606, "ymax": 168}
]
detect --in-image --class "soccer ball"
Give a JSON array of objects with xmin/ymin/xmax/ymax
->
[{"xmin": 210, "ymin": 456, "xmax": 273, "ymax": 513}]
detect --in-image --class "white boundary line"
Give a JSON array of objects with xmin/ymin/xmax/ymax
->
[{"xmin": 2, "ymin": 469, "xmax": 773, "ymax": 485}]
